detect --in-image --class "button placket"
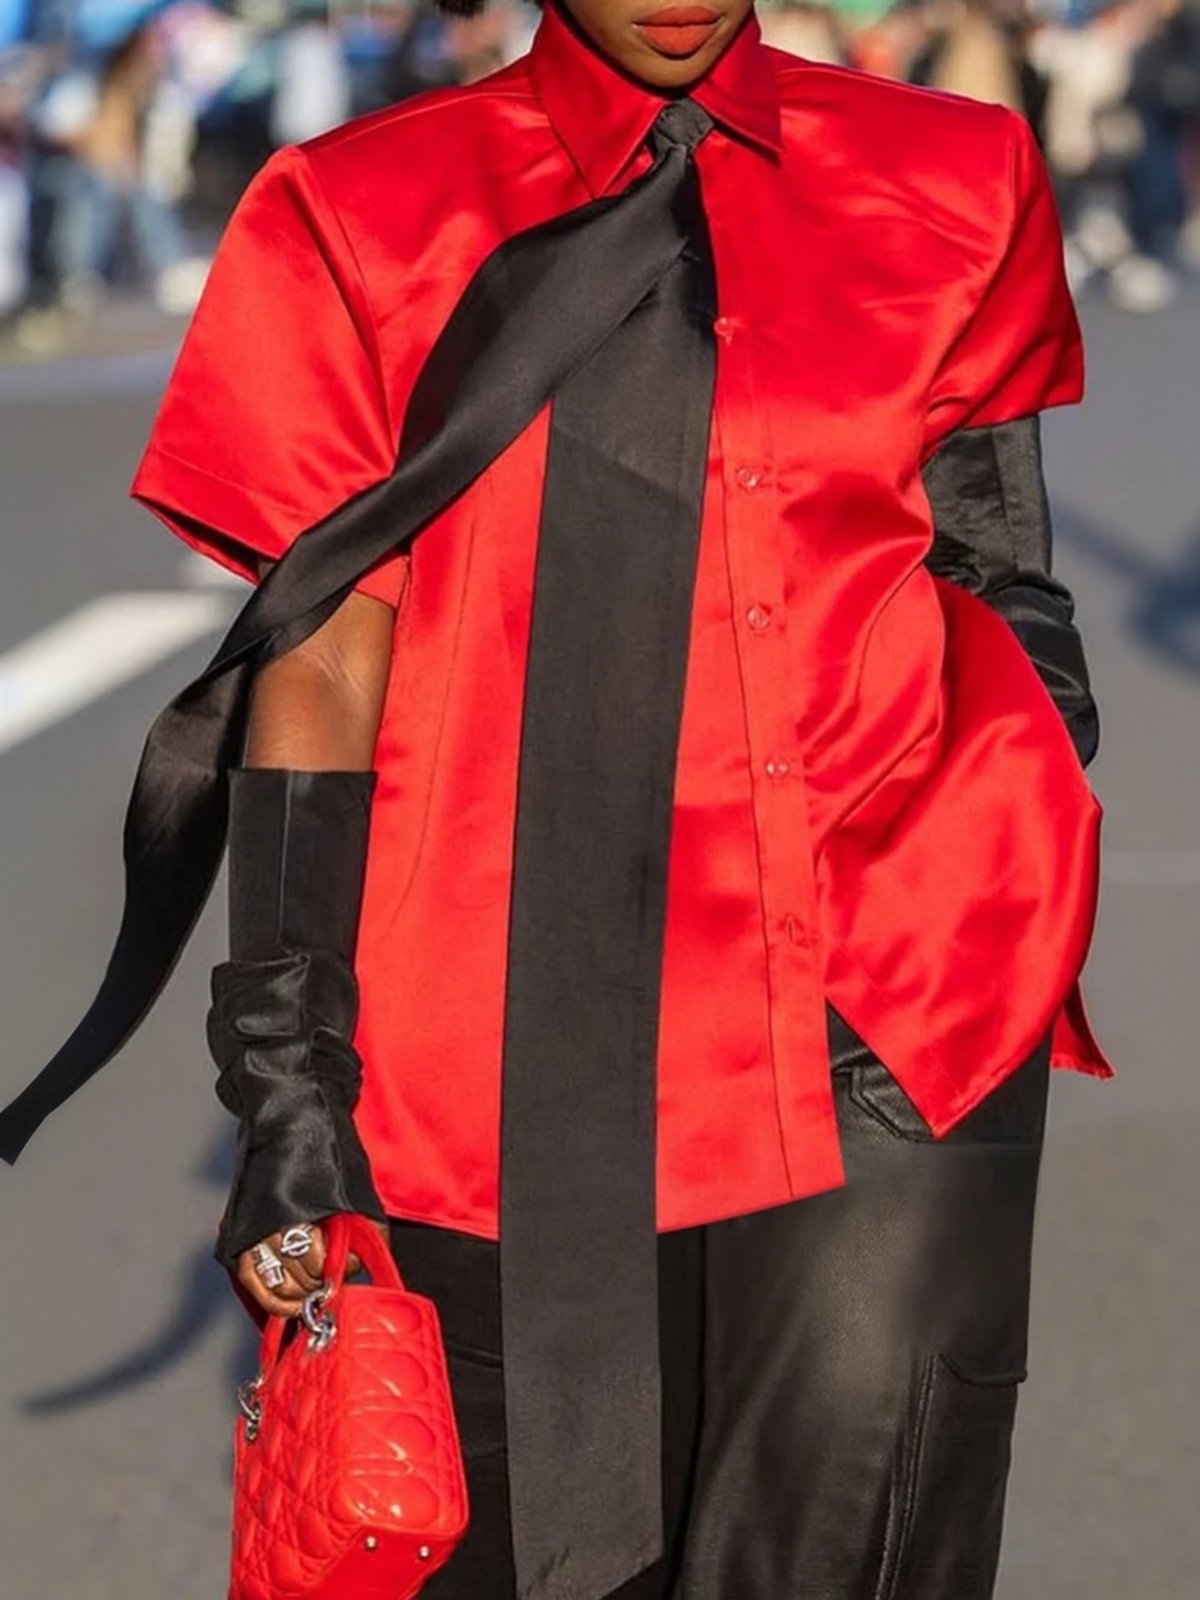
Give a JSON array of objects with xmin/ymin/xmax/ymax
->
[
  {"xmin": 702, "ymin": 174, "xmax": 838, "ymax": 1199},
  {"xmin": 703, "ymin": 182, "xmax": 830, "ymax": 1183}
]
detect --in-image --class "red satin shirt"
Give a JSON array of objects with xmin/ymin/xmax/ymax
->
[{"xmin": 131, "ymin": 8, "xmax": 1110, "ymax": 1240}]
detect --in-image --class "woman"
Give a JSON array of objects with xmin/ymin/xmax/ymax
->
[
  {"xmin": 1, "ymin": 2, "xmax": 1111, "ymax": 1597},
  {"xmin": 24, "ymin": 22, "xmax": 198, "ymax": 326}
]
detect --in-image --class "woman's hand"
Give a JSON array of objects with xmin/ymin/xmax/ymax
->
[{"xmin": 235, "ymin": 1218, "xmax": 391, "ymax": 1319}]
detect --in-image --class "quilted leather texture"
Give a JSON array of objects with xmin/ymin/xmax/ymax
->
[{"xmin": 230, "ymin": 1283, "xmax": 469, "ymax": 1600}]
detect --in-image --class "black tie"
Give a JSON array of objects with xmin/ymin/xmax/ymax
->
[
  {"xmin": 501, "ymin": 98, "xmax": 716, "ymax": 1600},
  {"xmin": 0, "ymin": 99, "xmax": 717, "ymax": 1600}
]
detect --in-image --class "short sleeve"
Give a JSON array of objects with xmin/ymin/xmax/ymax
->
[
  {"xmin": 923, "ymin": 112, "xmax": 1084, "ymax": 458},
  {"xmin": 130, "ymin": 145, "xmax": 408, "ymax": 608}
]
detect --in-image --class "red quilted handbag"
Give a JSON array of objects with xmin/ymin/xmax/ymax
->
[{"xmin": 229, "ymin": 1213, "xmax": 469, "ymax": 1600}]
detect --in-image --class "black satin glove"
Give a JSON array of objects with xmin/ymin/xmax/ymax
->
[
  {"xmin": 923, "ymin": 415, "xmax": 1100, "ymax": 768},
  {"xmin": 207, "ymin": 767, "xmax": 385, "ymax": 1270}
]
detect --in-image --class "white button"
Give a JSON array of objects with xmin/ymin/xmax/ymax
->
[
  {"xmin": 765, "ymin": 758, "xmax": 791, "ymax": 779},
  {"xmin": 714, "ymin": 315, "xmax": 738, "ymax": 341},
  {"xmin": 736, "ymin": 465, "xmax": 763, "ymax": 491},
  {"xmin": 746, "ymin": 604, "xmax": 772, "ymax": 632}
]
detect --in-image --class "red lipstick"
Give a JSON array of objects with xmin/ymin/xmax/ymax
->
[{"xmin": 635, "ymin": 4, "xmax": 722, "ymax": 59}]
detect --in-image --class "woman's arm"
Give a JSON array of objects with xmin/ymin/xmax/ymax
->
[
  {"xmin": 923, "ymin": 415, "xmax": 1100, "ymax": 768},
  {"xmin": 919, "ymin": 116, "xmax": 1097, "ymax": 767},
  {"xmin": 222, "ymin": 582, "xmax": 397, "ymax": 1317},
  {"xmin": 244, "ymin": 586, "xmax": 395, "ymax": 770}
]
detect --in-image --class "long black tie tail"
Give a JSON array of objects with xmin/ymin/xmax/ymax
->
[
  {"xmin": 0, "ymin": 141, "xmax": 694, "ymax": 1165},
  {"xmin": 501, "ymin": 102, "xmax": 717, "ymax": 1600}
]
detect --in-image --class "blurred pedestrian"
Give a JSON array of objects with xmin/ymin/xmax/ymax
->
[
  {"xmin": 0, "ymin": 61, "xmax": 29, "ymax": 316},
  {"xmin": 1121, "ymin": 0, "xmax": 1200, "ymax": 279},
  {"xmin": 20, "ymin": 19, "xmax": 204, "ymax": 344},
  {"xmin": 851, "ymin": 1, "xmax": 933, "ymax": 79},
  {"xmin": 270, "ymin": 0, "xmax": 352, "ymax": 148},
  {"xmin": 914, "ymin": 0, "xmax": 1026, "ymax": 108},
  {"xmin": 757, "ymin": 0, "xmax": 847, "ymax": 61},
  {"xmin": 2, "ymin": 3, "xmax": 1110, "ymax": 1599},
  {"xmin": 384, "ymin": 0, "xmax": 461, "ymax": 99},
  {"xmin": 444, "ymin": 0, "xmax": 533, "ymax": 78},
  {"xmin": 1032, "ymin": 0, "xmax": 1193, "ymax": 310}
]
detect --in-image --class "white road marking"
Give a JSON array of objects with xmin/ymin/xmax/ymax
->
[
  {"xmin": 177, "ymin": 549, "xmax": 249, "ymax": 590},
  {"xmin": 0, "ymin": 591, "xmax": 233, "ymax": 754}
]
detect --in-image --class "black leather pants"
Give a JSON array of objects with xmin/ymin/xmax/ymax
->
[{"xmin": 390, "ymin": 1008, "xmax": 1050, "ymax": 1600}]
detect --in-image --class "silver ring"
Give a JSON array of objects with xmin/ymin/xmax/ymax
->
[
  {"xmin": 251, "ymin": 1243, "xmax": 285, "ymax": 1290},
  {"xmin": 279, "ymin": 1225, "xmax": 315, "ymax": 1260}
]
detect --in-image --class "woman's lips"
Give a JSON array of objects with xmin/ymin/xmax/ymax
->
[{"xmin": 635, "ymin": 5, "xmax": 721, "ymax": 58}]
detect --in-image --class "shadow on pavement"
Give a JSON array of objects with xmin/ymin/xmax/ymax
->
[
  {"xmin": 1057, "ymin": 503, "xmax": 1200, "ymax": 677},
  {"xmin": 17, "ymin": 1128, "xmax": 258, "ymax": 1415}
]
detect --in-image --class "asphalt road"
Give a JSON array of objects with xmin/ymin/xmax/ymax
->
[{"xmin": 0, "ymin": 286, "xmax": 1197, "ymax": 1600}]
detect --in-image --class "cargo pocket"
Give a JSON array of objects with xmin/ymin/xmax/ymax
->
[
  {"xmin": 829, "ymin": 999, "xmax": 1051, "ymax": 1150},
  {"xmin": 885, "ymin": 1351, "xmax": 1023, "ymax": 1600}
]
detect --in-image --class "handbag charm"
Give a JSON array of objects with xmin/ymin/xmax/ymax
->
[{"xmin": 230, "ymin": 1213, "xmax": 469, "ymax": 1600}]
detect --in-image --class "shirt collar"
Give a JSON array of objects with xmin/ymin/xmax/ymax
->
[{"xmin": 529, "ymin": 3, "xmax": 783, "ymax": 197}]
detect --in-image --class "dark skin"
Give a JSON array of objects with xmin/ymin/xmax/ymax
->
[
  {"xmin": 237, "ymin": 0, "xmax": 758, "ymax": 1319},
  {"xmin": 555, "ymin": 0, "xmax": 756, "ymax": 90}
]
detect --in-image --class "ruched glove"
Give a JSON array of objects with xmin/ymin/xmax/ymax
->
[{"xmin": 207, "ymin": 767, "xmax": 385, "ymax": 1269}]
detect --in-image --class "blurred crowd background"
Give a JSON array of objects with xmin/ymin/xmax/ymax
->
[{"xmin": 0, "ymin": 0, "xmax": 1199, "ymax": 354}]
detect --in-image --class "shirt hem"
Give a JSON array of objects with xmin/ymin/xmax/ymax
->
[{"xmin": 372, "ymin": 1153, "xmax": 849, "ymax": 1242}]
